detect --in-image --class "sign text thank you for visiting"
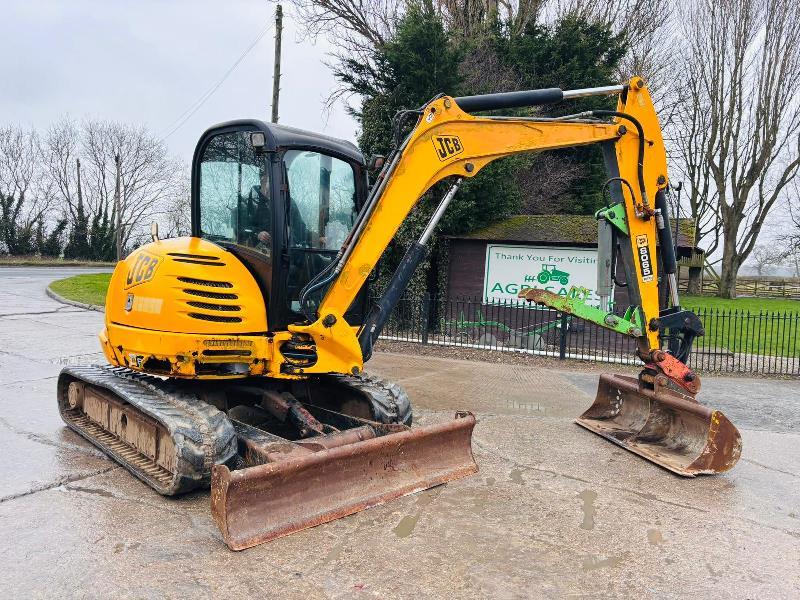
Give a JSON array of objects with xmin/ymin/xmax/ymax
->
[{"xmin": 483, "ymin": 244, "xmax": 604, "ymax": 307}]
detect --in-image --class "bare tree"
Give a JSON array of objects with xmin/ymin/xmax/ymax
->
[
  {"xmin": 781, "ymin": 183, "xmax": 800, "ymax": 276},
  {"xmin": 668, "ymin": 56, "xmax": 721, "ymax": 259},
  {"xmin": 750, "ymin": 243, "xmax": 786, "ymax": 276},
  {"xmin": 43, "ymin": 117, "xmax": 184, "ymax": 256},
  {"xmin": 673, "ymin": 0, "xmax": 800, "ymax": 298},
  {"xmin": 0, "ymin": 126, "xmax": 55, "ymax": 255},
  {"xmin": 158, "ymin": 170, "xmax": 191, "ymax": 239}
]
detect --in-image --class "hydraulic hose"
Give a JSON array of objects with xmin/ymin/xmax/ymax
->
[{"xmin": 591, "ymin": 110, "xmax": 649, "ymax": 217}]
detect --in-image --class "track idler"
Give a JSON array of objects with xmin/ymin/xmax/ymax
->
[{"xmin": 577, "ymin": 357, "xmax": 741, "ymax": 476}]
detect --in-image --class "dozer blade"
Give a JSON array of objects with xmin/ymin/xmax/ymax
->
[
  {"xmin": 577, "ymin": 374, "xmax": 741, "ymax": 476},
  {"xmin": 211, "ymin": 413, "xmax": 478, "ymax": 550}
]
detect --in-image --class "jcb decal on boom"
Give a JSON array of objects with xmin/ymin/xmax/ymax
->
[
  {"xmin": 635, "ymin": 234, "xmax": 654, "ymax": 282},
  {"xmin": 432, "ymin": 135, "xmax": 464, "ymax": 161},
  {"xmin": 125, "ymin": 252, "xmax": 160, "ymax": 289}
]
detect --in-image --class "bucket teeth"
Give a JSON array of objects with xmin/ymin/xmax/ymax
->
[{"xmin": 576, "ymin": 374, "xmax": 741, "ymax": 476}]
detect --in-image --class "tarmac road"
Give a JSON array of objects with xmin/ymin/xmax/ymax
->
[{"xmin": 0, "ymin": 266, "xmax": 798, "ymax": 598}]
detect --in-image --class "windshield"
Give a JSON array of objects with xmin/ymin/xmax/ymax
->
[
  {"xmin": 197, "ymin": 131, "xmax": 271, "ymax": 254},
  {"xmin": 283, "ymin": 150, "xmax": 357, "ymax": 251},
  {"xmin": 283, "ymin": 149, "xmax": 358, "ymax": 314}
]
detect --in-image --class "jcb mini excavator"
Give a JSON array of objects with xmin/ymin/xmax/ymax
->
[{"xmin": 57, "ymin": 77, "xmax": 741, "ymax": 550}]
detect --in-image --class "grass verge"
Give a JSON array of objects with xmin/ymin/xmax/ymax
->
[
  {"xmin": 0, "ymin": 256, "xmax": 115, "ymax": 267},
  {"xmin": 49, "ymin": 273, "xmax": 112, "ymax": 306}
]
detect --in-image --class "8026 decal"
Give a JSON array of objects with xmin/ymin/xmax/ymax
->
[{"xmin": 635, "ymin": 234, "xmax": 654, "ymax": 283}]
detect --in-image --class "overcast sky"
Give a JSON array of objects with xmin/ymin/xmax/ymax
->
[{"xmin": 1, "ymin": 0, "xmax": 356, "ymax": 163}]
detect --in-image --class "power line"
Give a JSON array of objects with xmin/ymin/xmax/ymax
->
[{"xmin": 160, "ymin": 21, "xmax": 274, "ymax": 141}]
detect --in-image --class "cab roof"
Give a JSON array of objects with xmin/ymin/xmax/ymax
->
[{"xmin": 197, "ymin": 119, "xmax": 364, "ymax": 165}]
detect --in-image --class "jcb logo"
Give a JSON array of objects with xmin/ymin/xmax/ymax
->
[
  {"xmin": 432, "ymin": 135, "xmax": 464, "ymax": 161},
  {"xmin": 635, "ymin": 234, "xmax": 654, "ymax": 282},
  {"xmin": 125, "ymin": 251, "xmax": 160, "ymax": 289}
]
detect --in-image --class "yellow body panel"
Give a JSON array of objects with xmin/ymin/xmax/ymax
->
[
  {"xmin": 613, "ymin": 78, "xmax": 669, "ymax": 348},
  {"xmin": 102, "ymin": 237, "xmax": 272, "ymax": 378}
]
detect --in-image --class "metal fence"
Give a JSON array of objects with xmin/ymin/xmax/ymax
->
[{"xmin": 378, "ymin": 296, "xmax": 800, "ymax": 376}]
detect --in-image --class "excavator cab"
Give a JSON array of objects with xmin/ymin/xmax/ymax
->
[{"xmin": 191, "ymin": 121, "xmax": 371, "ymax": 330}]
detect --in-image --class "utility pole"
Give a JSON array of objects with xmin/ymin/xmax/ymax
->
[
  {"xmin": 271, "ymin": 4, "xmax": 283, "ymax": 123},
  {"xmin": 114, "ymin": 154, "xmax": 123, "ymax": 261}
]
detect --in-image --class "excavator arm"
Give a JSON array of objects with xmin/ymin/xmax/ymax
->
[{"xmin": 291, "ymin": 77, "xmax": 668, "ymax": 373}]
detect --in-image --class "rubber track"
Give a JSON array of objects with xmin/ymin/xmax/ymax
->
[
  {"xmin": 57, "ymin": 365, "xmax": 237, "ymax": 495},
  {"xmin": 324, "ymin": 373, "xmax": 413, "ymax": 426}
]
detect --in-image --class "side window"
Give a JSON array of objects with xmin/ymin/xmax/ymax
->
[{"xmin": 198, "ymin": 131, "xmax": 270, "ymax": 253}]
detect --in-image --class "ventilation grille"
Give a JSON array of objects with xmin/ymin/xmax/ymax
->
[
  {"xmin": 168, "ymin": 252, "xmax": 220, "ymax": 261},
  {"xmin": 177, "ymin": 277, "xmax": 233, "ymax": 288},
  {"xmin": 173, "ymin": 258, "xmax": 224, "ymax": 267},
  {"xmin": 187, "ymin": 301, "xmax": 240, "ymax": 312},
  {"xmin": 183, "ymin": 288, "xmax": 238, "ymax": 300},
  {"xmin": 188, "ymin": 312, "xmax": 242, "ymax": 323}
]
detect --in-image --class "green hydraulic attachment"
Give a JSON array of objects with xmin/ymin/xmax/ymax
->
[
  {"xmin": 518, "ymin": 286, "xmax": 644, "ymax": 338},
  {"xmin": 595, "ymin": 203, "xmax": 628, "ymax": 235}
]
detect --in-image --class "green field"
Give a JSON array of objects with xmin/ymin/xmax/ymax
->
[
  {"xmin": 681, "ymin": 295, "xmax": 800, "ymax": 313},
  {"xmin": 49, "ymin": 273, "xmax": 112, "ymax": 306},
  {"xmin": 0, "ymin": 256, "xmax": 114, "ymax": 267},
  {"xmin": 681, "ymin": 296, "xmax": 799, "ymax": 358}
]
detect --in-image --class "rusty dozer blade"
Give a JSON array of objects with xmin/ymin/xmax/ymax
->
[
  {"xmin": 211, "ymin": 413, "xmax": 477, "ymax": 550},
  {"xmin": 577, "ymin": 374, "xmax": 741, "ymax": 476}
]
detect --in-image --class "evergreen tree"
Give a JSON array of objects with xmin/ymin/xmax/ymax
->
[
  {"xmin": 335, "ymin": 6, "xmax": 520, "ymax": 300},
  {"xmin": 497, "ymin": 15, "xmax": 626, "ymax": 213},
  {"xmin": 63, "ymin": 198, "xmax": 90, "ymax": 259},
  {"xmin": 88, "ymin": 211, "xmax": 116, "ymax": 261},
  {"xmin": 39, "ymin": 218, "xmax": 68, "ymax": 257}
]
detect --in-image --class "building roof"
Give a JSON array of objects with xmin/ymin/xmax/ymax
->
[{"xmin": 447, "ymin": 214, "xmax": 700, "ymax": 251}]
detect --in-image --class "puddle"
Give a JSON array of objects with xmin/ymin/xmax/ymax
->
[
  {"xmin": 485, "ymin": 477, "xmax": 495, "ymax": 486},
  {"xmin": 577, "ymin": 490, "xmax": 597, "ymax": 530},
  {"xmin": 67, "ymin": 485, "xmax": 114, "ymax": 498},
  {"xmin": 393, "ymin": 488, "xmax": 442, "ymax": 538},
  {"xmin": 321, "ymin": 544, "xmax": 345, "ymax": 565},
  {"xmin": 113, "ymin": 542, "xmax": 141, "ymax": 554},
  {"xmin": 647, "ymin": 528, "xmax": 663, "ymax": 545},
  {"xmin": 581, "ymin": 554, "xmax": 624, "ymax": 572},
  {"xmin": 510, "ymin": 469, "xmax": 525, "ymax": 485},
  {"xmin": 393, "ymin": 514, "xmax": 421, "ymax": 538}
]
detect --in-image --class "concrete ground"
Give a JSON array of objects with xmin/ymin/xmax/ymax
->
[{"xmin": 0, "ymin": 266, "xmax": 798, "ymax": 599}]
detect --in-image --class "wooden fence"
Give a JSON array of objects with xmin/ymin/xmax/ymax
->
[{"xmin": 677, "ymin": 275, "xmax": 800, "ymax": 299}]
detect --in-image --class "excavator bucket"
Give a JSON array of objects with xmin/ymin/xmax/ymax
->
[
  {"xmin": 211, "ymin": 413, "xmax": 477, "ymax": 550},
  {"xmin": 577, "ymin": 374, "xmax": 741, "ymax": 476}
]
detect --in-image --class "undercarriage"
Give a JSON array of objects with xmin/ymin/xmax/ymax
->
[{"xmin": 57, "ymin": 366, "xmax": 477, "ymax": 549}]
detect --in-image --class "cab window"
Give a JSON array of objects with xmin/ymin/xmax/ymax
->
[
  {"xmin": 283, "ymin": 150, "xmax": 358, "ymax": 313},
  {"xmin": 197, "ymin": 131, "xmax": 271, "ymax": 255}
]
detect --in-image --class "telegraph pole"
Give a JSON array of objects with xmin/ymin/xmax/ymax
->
[
  {"xmin": 114, "ymin": 154, "xmax": 123, "ymax": 261},
  {"xmin": 271, "ymin": 4, "xmax": 283, "ymax": 123}
]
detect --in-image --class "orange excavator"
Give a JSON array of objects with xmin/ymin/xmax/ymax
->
[{"xmin": 57, "ymin": 77, "xmax": 741, "ymax": 550}]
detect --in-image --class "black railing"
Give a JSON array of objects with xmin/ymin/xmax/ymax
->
[{"xmin": 376, "ymin": 295, "xmax": 800, "ymax": 376}]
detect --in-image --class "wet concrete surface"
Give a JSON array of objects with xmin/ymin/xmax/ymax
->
[{"xmin": 0, "ymin": 267, "xmax": 798, "ymax": 598}]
